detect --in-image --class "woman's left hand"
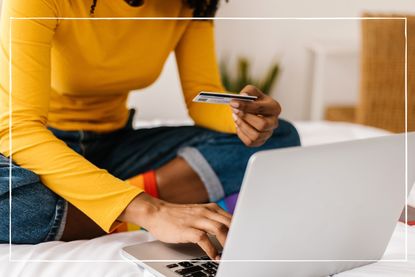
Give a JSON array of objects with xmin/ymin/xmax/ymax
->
[{"xmin": 230, "ymin": 85, "xmax": 281, "ymax": 147}]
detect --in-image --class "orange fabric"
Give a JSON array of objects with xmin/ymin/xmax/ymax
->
[
  {"xmin": 111, "ymin": 222, "xmax": 129, "ymax": 233},
  {"xmin": 143, "ymin": 171, "xmax": 159, "ymax": 198},
  {"xmin": 126, "ymin": 175, "xmax": 145, "ymax": 190}
]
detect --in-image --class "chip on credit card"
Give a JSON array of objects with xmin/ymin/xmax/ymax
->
[{"xmin": 193, "ymin": 91, "xmax": 258, "ymax": 104}]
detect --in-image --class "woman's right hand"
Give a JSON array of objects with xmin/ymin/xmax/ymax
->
[{"xmin": 118, "ymin": 193, "xmax": 232, "ymax": 260}]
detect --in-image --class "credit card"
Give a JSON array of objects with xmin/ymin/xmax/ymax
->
[{"xmin": 193, "ymin": 91, "xmax": 257, "ymax": 104}]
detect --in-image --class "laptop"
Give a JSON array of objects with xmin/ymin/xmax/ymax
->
[{"xmin": 121, "ymin": 133, "xmax": 415, "ymax": 277}]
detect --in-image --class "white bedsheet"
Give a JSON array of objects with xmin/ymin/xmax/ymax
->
[
  {"xmin": 1, "ymin": 121, "xmax": 414, "ymax": 277},
  {"xmin": 1, "ymin": 223, "xmax": 414, "ymax": 277}
]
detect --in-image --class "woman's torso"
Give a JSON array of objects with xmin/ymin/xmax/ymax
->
[{"xmin": 48, "ymin": 0, "xmax": 192, "ymax": 131}]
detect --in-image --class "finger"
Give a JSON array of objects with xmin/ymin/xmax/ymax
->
[
  {"xmin": 188, "ymin": 229, "xmax": 219, "ymax": 260},
  {"xmin": 203, "ymin": 207, "xmax": 232, "ymax": 228},
  {"xmin": 239, "ymin": 127, "xmax": 269, "ymax": 148},
  {"xmin": 204, "ymin": 213, "xmax": 231, "ymax": 229},
  {"xmin": 237, "ymin": 112, "xmax": 277, "ymax": 132},
  {"xmin": 230, "ymin": 99, "xmax": 279, "ymax": 116},
  {"xmin": 234, "ymin": 115, "xmax": 269, "ymax": 143},
  {"xmin": 236, "ymin": 126, "xmax": 267, "ymax": 147},
  {"xmin": 206, "ymin": 203, "xmax": 232, "ymax": 219},
  {"xmin": 192, "ymin": 218, "xmax": 228, "ymax": 248},
  {"xmin": 239, "ymin": 85, "xmax": 265, "ymax": 98},
  {"xmin": 192, "ymin": 205, "xmax": 231, "ymax": 227},
  {"xmin": 236, "ymin": 124, "xmax": 255, "ymax": 147}
]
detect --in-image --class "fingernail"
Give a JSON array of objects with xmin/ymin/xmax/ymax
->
[
  {"xmin": 230, "ymin": 101, "xmax": 239, "ymax": 108},
  {"xmin": 232, "ymin": 113, "xmax": 238, "ymax": 121},
  {"xmin": 215, "ymin": 255, "xmax": 221, "ymax": 260},
  {"xmin": 232, "ymin": 108, "xmax": 240, "ymax": 114}
]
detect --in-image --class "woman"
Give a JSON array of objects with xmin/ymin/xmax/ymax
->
[{"xmin": 0, "ymin": 0, "xmax": 300, "ymax": 259}]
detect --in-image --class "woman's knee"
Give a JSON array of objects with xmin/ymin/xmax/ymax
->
[
  {"xmin": 272, "ymin": 119, "xmax": 301, "ymax": 147},
  {"xmin": 0, "ymin": 155, "xmax": 63, "ymax": 244}
]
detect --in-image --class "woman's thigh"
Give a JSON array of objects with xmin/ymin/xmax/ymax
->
[
  {"xmin": 90, "ymin": 125, "xmax": 217, "ymax": 179},
  {"xmin": 0, "ymin": 154, "xmax": 66, "ymax": 244},
  {"xmin": 0, "ymin": 128, "xmax": 86, "ymax": 244},
  {"xmin": 94, "ymin": 119, "xmax": 301, "ymax": 200},
  {"xmin": 0, "ymin": 118, "xmax": 300, "ymax": 243},
  {"xmin": 186, "ymin": 119, "xmax": 301, "ymax": 197}
]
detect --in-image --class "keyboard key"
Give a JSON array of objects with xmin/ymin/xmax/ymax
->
[
  {"xmin": 175, "ymin": 265, "xmax": 204, "ymax": 275},
  {"xmin": 178, "ymin": 262, "xmax": 193, "ymax": 268},
  {"xmin": 203, "ymin": 268, "xmax": 216, "ymax": 275},
  {"xmin": 184, "ymin": 272, "xmax": 207, "ymax": 277},
  {"xmin": 201, "ymin": 262, "xmax": 216, "ymax": 269},
  {"xmin": 166, "ymin": 263, "xmax": 178, "ymax": 269},
  {"xmin": 180, "ymin": 261, "xmax": 194, "ymax": 267}
]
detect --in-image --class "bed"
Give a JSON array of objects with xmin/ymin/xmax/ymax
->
[{"xmin": 1, "ymin": 120, "xmax": 414, "ymax": 277}]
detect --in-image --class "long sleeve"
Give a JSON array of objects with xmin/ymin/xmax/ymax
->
[
  {"xmin": 175, "ymin": 20, "xmax": 236, "ymax": 134},
  {"xmin": 0, "ymin": 0, "xmax": 143, "ymax": 232}
]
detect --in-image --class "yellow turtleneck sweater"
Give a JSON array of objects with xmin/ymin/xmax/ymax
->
[{"xmin": 0, "ymin": 0, "xmax": 235, "ymax": 232}]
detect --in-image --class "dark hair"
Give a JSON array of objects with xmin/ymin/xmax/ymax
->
[
  {"xmin": 90, "ymin": 0, "xmax": 224, "ymax": 17},
  {"xmin": 186, "ymin": 0, "xmax": 222, "ymax": 17},
  {"xmin": 90, "ymin": 0, "xmax": 98, "ymax": 16}
]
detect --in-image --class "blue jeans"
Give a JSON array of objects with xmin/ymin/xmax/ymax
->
[{"xmin": 0, "ymin": 111, "xmax": 300, "ymax": 244}]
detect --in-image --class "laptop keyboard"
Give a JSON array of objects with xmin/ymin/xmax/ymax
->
[{"xmin": 166, "ymin": 256, "xmax": 218, "ymax": 277}]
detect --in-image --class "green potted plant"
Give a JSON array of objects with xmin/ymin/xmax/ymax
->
[{"xmin": 220, "ymin": 56, "xmax": 280, "ymax": 95}]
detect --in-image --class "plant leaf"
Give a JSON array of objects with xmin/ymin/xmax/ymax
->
[{"xmin": 260, "ymin": 63, "xmax": 280, "ymax": 95}]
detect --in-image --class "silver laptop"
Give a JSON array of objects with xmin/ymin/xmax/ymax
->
[{"xmin": 122, "ymin": 133, "xmax": 415, "ymax": 277}]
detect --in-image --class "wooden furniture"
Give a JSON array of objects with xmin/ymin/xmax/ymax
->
[
  {"xmin": 356, "ymin": 14, "xmax": 415, "ymax": 132},
  {"xmin": 326, "ymin": 14, "xmax": 415, "ymax": 133}
]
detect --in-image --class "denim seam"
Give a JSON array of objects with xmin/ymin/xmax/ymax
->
[
  {"xmin": 79, "ymin": 130, "xmax": 86, "ymax": 156},
  {"xmin": 177, "ymin": 147, "xmax": 224, "ymax": 202},
  {"xmin": 54, "ymin": 200, "xmax": 68, "ymax": 241},
  {"xmin": 43, "ymin": 198, "xmax": 67, "ymax": 241}
]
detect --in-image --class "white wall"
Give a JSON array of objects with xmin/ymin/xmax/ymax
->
[
  {"xmin": 214, "ymin": 0, "xmax": 415, "ymax": 120},
  {"xmin": 131, "ymin": 0, "xmax": 415, "ymax": 121},
  {"xmin": 214, "ymin": 19, "xmax": 362, "ymax": 120},
  {"xmin": 2, "ymin": 0, "xmax": 413, "ymax": 121}
]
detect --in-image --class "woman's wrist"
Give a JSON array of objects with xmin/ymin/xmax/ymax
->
[{"xmin": 118, "ymin": 192, "xmax": 161, "ymax": 228}]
